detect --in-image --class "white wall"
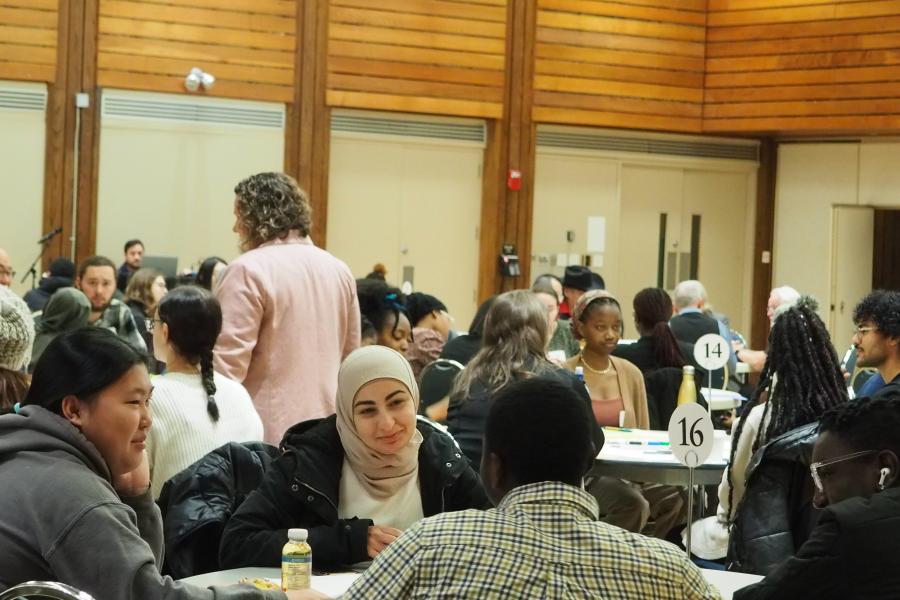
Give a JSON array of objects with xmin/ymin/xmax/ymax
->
[
  {"xmin": 0, "ymin": 82, "xmax": 46, "ymax": 297},
  {"xmin": 773, "ymin": 143, "xmax": 859, "ymax": 309},
  {"xmin": 328, "ymin": 127, "xmax": 484, "ymax": 329},
  {"xmin": 774, "ymin": 140, "xmax": 900, "ymax": 340},
  {"xmin": 533, "ymin": 142, "xmax": 758, "ymax": 335},
  {"xmin": 97, "ymin": 91, "xmax": 284, "ymax": 272}
]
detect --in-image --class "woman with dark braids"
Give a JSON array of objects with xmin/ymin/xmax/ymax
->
[
  {"xmin": 613, "ymin": 287, "xmax": 704, "ymax": 375},
  {"xmin": 688, "ymin": 296, "xmax": 848, "ymax": 561},
  {"xmin": 146, "ymin": 286, "xmax": 263, "ymax": 497}
]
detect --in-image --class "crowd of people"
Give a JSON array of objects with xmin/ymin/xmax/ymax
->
[{"xmin": 0, "ymin": 171, "xmax": 898, "ymax": 599}]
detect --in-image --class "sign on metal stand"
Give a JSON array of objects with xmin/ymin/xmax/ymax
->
[
  {"xmin": 668, "ymin": 402, "xmax": 714, "ymax": 559},
  {"xmin": 694, "ymin": 333, "xmax": 730, "ymax": 415}
]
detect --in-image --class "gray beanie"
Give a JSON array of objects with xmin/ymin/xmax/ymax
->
[{"xmin": 0, "ymin": 286, "xmax": 35, "ymax": 371}]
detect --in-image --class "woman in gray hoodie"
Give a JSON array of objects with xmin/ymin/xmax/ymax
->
[{"xmin": 0, "ymin": 327, "xmax": 317, "ymax": 600}]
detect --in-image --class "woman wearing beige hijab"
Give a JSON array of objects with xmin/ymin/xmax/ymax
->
[{"xmin": 220, "ymin": 345, "xmax": 488, "ymax": 570}]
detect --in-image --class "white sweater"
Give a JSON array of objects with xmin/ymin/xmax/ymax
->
[
  {"xmin": 688, "ymin": 402, "xmax": 769, "ymax": 560},
  {"xmin": 147, "ymin": 371, "xmax": 265, "ymax": 498}
]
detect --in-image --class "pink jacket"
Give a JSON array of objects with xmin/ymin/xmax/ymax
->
[{"xmin": 214, "ymin": 232, "xmax": 360, "ymax": 443}]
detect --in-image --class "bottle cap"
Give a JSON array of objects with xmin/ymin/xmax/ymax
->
[
  {"xmin": 683, "ymin": 365, "xmax": 695, "ymax": 375},
  {"xmin": 288, "ymin": 528, "xmax": 308, "ymax": 541}
]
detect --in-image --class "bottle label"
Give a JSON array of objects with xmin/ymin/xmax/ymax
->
[{"xmin": 282, "ymin": 554, "xmax": 311, "ymax": 590}]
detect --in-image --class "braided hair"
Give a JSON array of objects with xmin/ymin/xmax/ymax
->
[
  {"xmin": 157, "ymin": 286, "xmax": 222, "ymax": 422},
  {"xmin": 356, "ymin": 279, "xmax": 408, "ymax": 340},
  {"xmin": 633, "ymin": 287, "xmax": 685, "ymax": 369},
  {"xmin": 725, "ymin": 296, "xmax": 848, "ymax": 520}
]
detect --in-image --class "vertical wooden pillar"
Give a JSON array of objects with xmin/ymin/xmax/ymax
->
[
  {"xmin": 285, "ymin": 0, "xmax": 331, "ymax": 247},
  {"xmin": 74, "ymin": 0, "xmax": 101, "ymax": 265},
  {"xmin": 478, "ymin": 0, "xmax": 537, "ymax": 301},
  {"xmin": 42, "ymin": 0, "xmax": 100, "ymax": 268},
  {"xmin": 750, "ymin": 138, "xmax": 777, "ymax": 351}
]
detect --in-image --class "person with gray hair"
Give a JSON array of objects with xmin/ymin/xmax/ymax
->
[
  {"xmin": 673, "ymin": 279, "xmax": 708, "ymax": 311},
  {"xmin": 669, "ymin": 280, "xmax": 737, "ymax": 384},
  {"xmin": 734, "ymin": 285, "xmax": 802, "ymax": 372}
]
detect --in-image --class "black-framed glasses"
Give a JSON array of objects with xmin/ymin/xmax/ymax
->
[
  {"xmin": 145, "ymin": 317, "xmax": 163, "ymax": 332},
  {"xmin": 810, "ymin": 450, "xmax": 878, "ymax": 492}
]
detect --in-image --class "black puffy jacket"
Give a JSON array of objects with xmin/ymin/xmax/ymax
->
[
  {"xmin": 219, "ymin": 415, "xmax": 489, "ymax": 569},
  {"xmin": 727, "ymin": 422, "xmax": 820, "ymax": 575},
  {"xmin": 156, "ymin": 441, "xmax": 279, "ymax": 579}
]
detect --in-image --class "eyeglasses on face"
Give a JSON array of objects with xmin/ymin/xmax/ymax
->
[
  {"xmin": 145, "ymin": 317, "xmax": 163, "ymax": 332},
  {"xmin": 810, "ymin": 449, "xmax": 878, "ymax": 492},
  {"xmin": 0, "ymin": 268, "xmax": 15, "ymax": 278},
  {"xmin": 852, "ymin": 325, "xmax": 877, "ymax": 337}
]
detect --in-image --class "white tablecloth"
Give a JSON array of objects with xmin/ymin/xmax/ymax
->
[
  {"xmin": 701, "ymin": 568, "xmax": 763, "ymax": 599},
  {"xmin": 179, "ymin": 567, "xmax": 359, "ymax": 597},
  {"xmin": 180, "ymin": 566, "xmax": 761, "ymax": 598}
]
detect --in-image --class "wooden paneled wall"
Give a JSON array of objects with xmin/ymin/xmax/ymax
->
[
  {"xmin": 705, "ymin": 0, "xmax": 900, "ymax": 134},
  {"xmin": 533, "ymin": 0, "xmax": 707, "ymax": 133},
  {"xmin": 96, "ymin": 0, "xmax": 297, "ymax": 102},
  {"xmin": 326, "ymin": 0, "xmax": 507, "ymax": 119},
  {"xmin": 0, "ymin": 0, "xmax": 58, "ymax": 82}
]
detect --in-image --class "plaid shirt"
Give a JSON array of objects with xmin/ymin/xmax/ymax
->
[
  {"xmin": 92, "ymin": 298, "xmax": 146, "ymax": 351},
  {"xmin": 343, "ymin": 481, "xmax": 721, "ymax": 599}
]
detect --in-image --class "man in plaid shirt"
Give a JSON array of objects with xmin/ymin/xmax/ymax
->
[
  {"xmin": 342, "ymin": 378, "xmax": 720, "ymax": 599},
  {"xmin": 76, "ymin": 256, "xmax": 146, "ymax": 352}
]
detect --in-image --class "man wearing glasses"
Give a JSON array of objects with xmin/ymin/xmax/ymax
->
[
  {"xmin": 851, "ymin": 290, "xmax": 900, "ymax": 398},
  {"xmin": 734, "ymin": 394, "xmax": 900, "ymax": 599},
  {"xmin": 0, "ymin": 248, "xmax": 13, "ymax": 287}
]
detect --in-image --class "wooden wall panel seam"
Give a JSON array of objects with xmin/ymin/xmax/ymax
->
[
  {"xmin": 330, "ymin": 0, "xmax": 506, "ymax": 22},
  {"xmin": 99, "ymin": 1, "xmax": 296, "ymax": 34},
  {"xmin": 110, "ymin": 0, "xmax": 296, "ymax": 16},
  {"xmin": 538, "ymin": 0, "xmax": 706, "ymax": 24},
  {"xmin": 328, "ymin": 40, "xmax": 506, "ymax": 70},
  {"xmin": 537, "ymin": 10, "xmax": 706, "ymax": 43}
]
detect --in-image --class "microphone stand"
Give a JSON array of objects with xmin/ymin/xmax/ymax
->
[
  {"xmin": 21, "ymin": 228, "xmax": 62, "ymax": 289},
  {"xmin": 21, "ymin": 241, "xmax": 51, "ymax": 290}
]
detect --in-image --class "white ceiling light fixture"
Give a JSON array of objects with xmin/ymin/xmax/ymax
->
[{"xmin": 185, "ymin": 67, "xmax": 215, "ymax": 92}]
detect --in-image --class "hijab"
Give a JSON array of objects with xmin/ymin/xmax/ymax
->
[{"xmin": 335, "ymin": 345, "xmax": 423, "ymax": 498}]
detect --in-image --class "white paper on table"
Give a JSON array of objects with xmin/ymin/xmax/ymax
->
[
  {"xmin": 314, "ymin": 573, "xmax": 362, "ymax": 597},
  {"xmin": 586, "ymin": 216, "xmax": 606, "ymax": 253}
]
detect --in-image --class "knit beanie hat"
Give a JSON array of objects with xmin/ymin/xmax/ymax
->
[{"xmin": 0, "ymin": 286, "xmax": 35, "ymax": 371}]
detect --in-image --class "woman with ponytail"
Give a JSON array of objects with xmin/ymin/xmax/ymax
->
[
  {"xmin": 613, "ymin": 287, "xmax": 701, "ymax": 374},
  {"xmin": 146, "ymin": 286, "xmax": 263, "ymax": 497}
]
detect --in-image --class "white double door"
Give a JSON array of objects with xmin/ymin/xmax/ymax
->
[{"xmin": 533, "ymin": 151, "xmax": 755, "ymax": 334}]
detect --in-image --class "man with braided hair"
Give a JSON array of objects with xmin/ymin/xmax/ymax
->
[
  {"xmin": 851, "ymin": 289, "xmax": 900, "ymax": 398},
  {"xmin": 687, "ymin": 297, "xmax": 848, "ymax": 561},
  {"xmin": 734, "ymin": 393, "xmax": 900, "ymax": 599}
]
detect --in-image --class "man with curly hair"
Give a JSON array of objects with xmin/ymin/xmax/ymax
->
[
  {"xmin": 214, "ymin": 172, "xmax": 360, "ymax": 443},
  {"xmin": 851, "ymin": 289, "xmax": 900, "ymax": 398}
]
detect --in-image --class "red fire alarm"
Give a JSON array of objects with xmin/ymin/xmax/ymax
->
[{"xmin": 507, "ymin": 169, "xmax": 522, "ymax": 191}]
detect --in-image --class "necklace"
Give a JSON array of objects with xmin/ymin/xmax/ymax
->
[{"xmin": 580, "ymin": 355, "xmax": 613, "ymax": 375}]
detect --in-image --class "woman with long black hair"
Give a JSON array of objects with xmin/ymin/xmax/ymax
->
[{"xmin": 147, "ymin": 285, "xmax": 263, "ymax": 496}]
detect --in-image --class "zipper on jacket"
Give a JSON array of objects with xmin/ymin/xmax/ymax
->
[{"xmin": 296, "ymin": 479, "xmax": 339, "ymax": 513}]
